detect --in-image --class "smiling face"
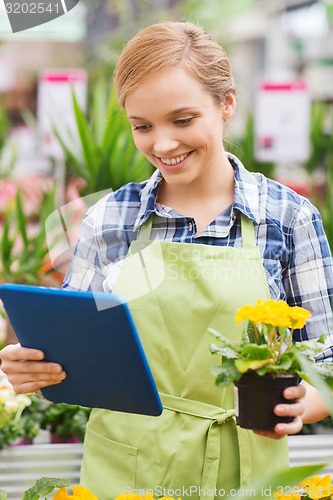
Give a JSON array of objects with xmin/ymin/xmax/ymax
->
[{"xmin": 125, "ymin": 66, "xmax": 236, "ymax": 191}]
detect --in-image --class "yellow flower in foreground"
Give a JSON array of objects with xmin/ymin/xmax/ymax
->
[
  {"xmin": 235, "ymin": 298, "xmax": 311, "ymax": 329},
  {"xmin": 53, "ymin": 486, "xmax": 99, "ymax": 500},
  {"xmin": 299, "ymin": 474, "xmax": 333, "ymax": 499},
  {"xmin": 289, "ymin": 306, "xmax": 312, "ymax": 329}
]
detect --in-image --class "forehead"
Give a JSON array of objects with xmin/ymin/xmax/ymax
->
[{"xmin": 124, "ymin": 66, "xmax": 217, "ymax": 116}]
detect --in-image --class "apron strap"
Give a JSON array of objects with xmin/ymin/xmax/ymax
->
[
  {"xmin": 160, "ymin": 393, "xmax": 251, "ymax": 500},
  {"xmin": 240, "ymin": 214, "xmax": 256, "ymax": 248}
]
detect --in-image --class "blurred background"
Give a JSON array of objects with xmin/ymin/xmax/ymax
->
[{"xmin": 0, "ymin": 0, "xmax": 333, "ymax": 455}]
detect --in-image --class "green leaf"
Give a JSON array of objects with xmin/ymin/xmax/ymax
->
[
  {"xmin": 211, "ymin": 359, "xmax": 241, "ymax": 387},
  {"xmin": 240, "ymin": 344, "xmax": 271, "ymax": 359},
  {"xmin": 22, "ymin": 477, "xmax": 69, "ymax": 500},
  {"xmin": 245, "ymin": 320, "xmax": 257, "ymax": 343},
  {"xmin": 314, "ymin": 363, "xmax": 333, "ymax": 389},
  {"xmin": 235, "ymin": 358, "xmax": 270, "ymax": 373},
  {"xmin": 208, "ymin": 328, "xmax": 241, "ymax": 351},
  {"xmin": 295, "ymin": 353, "xmax": 333, "ymax": 416},
  {"xmin": 72, "ymin": 91, "xmax": 96, "ymax": 174},
  {"xmin": 0, "ymin": 489, "xmax": 7, "ymax": 500},
  {"xmin": 210, "ymin": 342, "xmax": 238, "ymax": 359},
  {"xmin": 276, "ymin": 352, "xmax": 293, "ymax": 371},
  {"xmin": 15, "ymin": 190, "xmax": 28, "ymax": 248}
]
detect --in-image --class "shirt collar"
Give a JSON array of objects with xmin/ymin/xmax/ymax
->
[
  {"xmin": 133, "ymin": 153, "xmax": 260, "ymax": 231},
  {"xmin": 228, "ymin": 153, "xmax": 260, "ymax": 224}
]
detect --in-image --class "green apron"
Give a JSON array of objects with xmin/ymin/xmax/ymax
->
[{"xmin": 81, "ymin": 213, "xmax": 289, "ymax": 499}]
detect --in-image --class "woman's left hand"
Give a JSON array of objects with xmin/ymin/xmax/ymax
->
[{"xmin": 253, "ymin": 383, "xmax": 307, "ymax": 439}]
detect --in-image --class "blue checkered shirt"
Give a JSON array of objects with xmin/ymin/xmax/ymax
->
[{"xmin": 63, "ymin": 153, "xmax": 333, "ymax": 361}]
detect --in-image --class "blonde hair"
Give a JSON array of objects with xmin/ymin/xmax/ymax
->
[{"xmin": 114, "ymin": 21, "xmax": 236, "ymax": 108}]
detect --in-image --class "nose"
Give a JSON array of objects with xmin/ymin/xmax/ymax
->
[{"xmin": 152, "ymin": 129, "xmax": 180, "ymax": 156}]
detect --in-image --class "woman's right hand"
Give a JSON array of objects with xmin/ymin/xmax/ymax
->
[{"xmin": 0, "ymin": 343, "xmax": 66, "ymax": 394}]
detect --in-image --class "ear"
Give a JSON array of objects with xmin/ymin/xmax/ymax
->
[{"xmin": 222, "ymin": 93, "xmax": 236, "ymax": 120}]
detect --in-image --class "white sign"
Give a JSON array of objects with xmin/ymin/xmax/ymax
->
[
  {"xmin": 37, "ymin": 69, "xmax": 87, "ymax": 159},
  {"xmin": 254, "ymin": 81, "xmax": 310, "ymax": 163}
]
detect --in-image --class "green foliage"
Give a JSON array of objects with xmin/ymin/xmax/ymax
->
[
  {"xmin": 0, "ymin": 393, "xmax": 48, "ymax": 450},
  {"xmin": 53, "ymin": 79, "xmax": 152, "ymax": 196},
  {"xmin": 18, "ymin": 394, "xmax": 50, "ymax": 443},
  {"xmin": 0, "ymin": 187, "xmax": 59, "ymax": 286},
  {"xmin": 40, "ymin": 403, "xmax": 91, "ymax": 442},
  {"xmin": 22, "ymin": 478, "xmax": 69, "ymax": 500}
]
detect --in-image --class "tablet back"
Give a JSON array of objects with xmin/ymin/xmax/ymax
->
[{"xmin": 0, "ymin": 284, "xmax": 163, "ymax": 416}]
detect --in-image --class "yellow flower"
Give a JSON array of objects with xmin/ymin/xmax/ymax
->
[
  {"xmin": 289, "ymin": 306, "xmax": 312, "ymax": 329},
  {"xmin": 235, "ymin": 299, "xmax": 311, "ymax": 330},
  {"xmin": 53, "ymin": 489, "xmax": 70, "ymax": 500},
  {"xmin": 72, "ymin": 486, "xmax": 99, "ymax": 500},
  {"xmin": 53, "ymin": 486, "xmax": 99, "ymax": 500},
  {"xmin": 299, "ymin": 474, "xmax": 333, "ymax": 499}
]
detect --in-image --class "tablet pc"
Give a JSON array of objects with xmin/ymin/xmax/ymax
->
[{"xmin": 0, "ymin": 284, "xmax": 163, "ymax": 416}]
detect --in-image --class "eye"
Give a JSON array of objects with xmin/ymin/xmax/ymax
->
[
  {"xmin": 133, "ymin": 124, "xmax": 151, "ymax": 132},
  {"xmin": 174, "ymin": 117, "xmax": 195, "ymax": 126}
]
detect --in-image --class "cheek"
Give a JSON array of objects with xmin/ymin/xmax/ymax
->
[{"xmin": 132, "ymin": 134, "xmax": 151, "ymax": 154}]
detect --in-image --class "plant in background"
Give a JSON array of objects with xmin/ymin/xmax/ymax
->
[
  {"xmin": 0, "ymin": 186, "xmax": 62, "ymax": 287},
  {"xmin": 40, "ymin": 403, "xmax": 91, "ymax": 443},
  {"xmin": 209, "ymin": 298, "xmax": 333, "ymax": 430},
  {"xmin": 53, "ymin": 79, "xmax": 153, "ymax": 196},
  {"xmin": 0, "ymin": 373, "xmax": 33, "ymax": 449}
]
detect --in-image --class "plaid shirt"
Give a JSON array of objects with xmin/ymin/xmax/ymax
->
[{"xmin": 63, "ymin": 153, "xmax": 333, "ymax": 361}]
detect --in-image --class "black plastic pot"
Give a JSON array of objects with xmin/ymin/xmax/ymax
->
[{"xmin": 234, "ymin": 371, "xmax": 300, "ymax": 431}]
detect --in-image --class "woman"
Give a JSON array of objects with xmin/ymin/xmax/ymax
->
[{"xmin": 1, "ymin": 21, "xmax": 333, "ymax": 500}]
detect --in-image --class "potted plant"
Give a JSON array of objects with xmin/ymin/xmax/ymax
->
[{"xmin": 209, "ymin": 298, "xmax": 333, "ymax": 431}]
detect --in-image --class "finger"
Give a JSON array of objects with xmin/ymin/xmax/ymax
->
[
  {"xmin": 9, "ymin": 370, "xmax": 67, "ymax": 394},
  {"xmin": 11, "ymin": 376, "xmax": 66, "ymax": 395},
  {"xmin": 1, "ymin": 345, "xmax": 45, "ymax": 362},
  {"xmin": 273, "ymin": 415, "xmax": 303, "ymax": 436},
  {"xmin": 274, "ymin": 401, "xmax": 306, "ymax": 418},
  {"xmin": 283, "ymin": 384, "xmax": 306, "ymax": 401},
  {"xmin": 4, "ymin": 360, "xmax": 64, "ymax": 375}
]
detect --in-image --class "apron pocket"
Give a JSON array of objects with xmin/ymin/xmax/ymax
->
[{"xmin": 81, "ymin": 423, "xmax": 138, "ymax": 498}]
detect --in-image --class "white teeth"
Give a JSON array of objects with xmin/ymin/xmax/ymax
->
[{"xmin": 161, "ymin": 153, "xmax": 190, "ymax": 166}]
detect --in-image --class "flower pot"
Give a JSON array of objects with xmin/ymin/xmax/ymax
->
[{"xmin": 234, "ymin": 371, "xmax": 299, "ymax": 431}]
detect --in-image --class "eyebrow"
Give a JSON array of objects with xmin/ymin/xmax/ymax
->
[{"xmin": 128, "ymin": 107, "xmax": 200, "ymax": 121}]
